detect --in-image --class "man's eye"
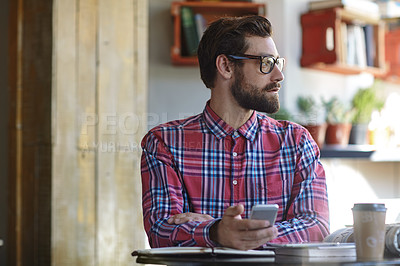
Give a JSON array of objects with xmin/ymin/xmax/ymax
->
[{"xmin": 263, "ymin": 58, "xmax": 274, "ymax": 67}]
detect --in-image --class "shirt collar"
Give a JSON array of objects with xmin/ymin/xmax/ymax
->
[{"xmin": 203, "ymin": 101, "xmax": 259, "ymax": 141}]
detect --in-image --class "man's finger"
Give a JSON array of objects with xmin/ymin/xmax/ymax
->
[
  {"xmin": 237, "ymin": 226, "xmax": 278, "ymax": 241},
  {"xmin": 235, "ymin": 219, "xmax": 271, "ymax": 231},
  {"xmin": 224, "ymin": 204, "xmax": 244, "ymax": 218}
]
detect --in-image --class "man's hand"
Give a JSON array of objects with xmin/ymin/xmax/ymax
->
[
  {"xmin": 210, "ymin": 204, "xmax": 278, "ymax": 250},
  {"xmin": 167, "ymin": 212, "xmax": 214, "ymax": 224}
]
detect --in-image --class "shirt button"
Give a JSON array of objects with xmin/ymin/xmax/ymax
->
[
  {"xmin": 233, "ymin": 131, "xmax": 239, "ymax": 137},
  {"xmin": 233, "ymin": 152, "xmax": 237, "ymax": 157},
  {"xmin": 233, "ymin": 180, "xmax": 238, "ymax": 185}
]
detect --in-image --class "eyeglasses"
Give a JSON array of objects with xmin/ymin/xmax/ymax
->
[{"xmin": 227, "ymin": 54, "xmax": 285, "ymax": 74}]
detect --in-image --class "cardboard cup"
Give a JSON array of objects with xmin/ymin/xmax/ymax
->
[{"xmin": 352, "ymin": 203, "xmax": 387, "ymax": 261}]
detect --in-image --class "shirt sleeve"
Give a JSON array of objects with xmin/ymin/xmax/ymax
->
[
  {"xmin": 269, "ymin": 129, "xmax": 330, "ymax": 244},
  {"xmin": 141, "ymin": 131, "xmax": 219, "ymax": 248}
]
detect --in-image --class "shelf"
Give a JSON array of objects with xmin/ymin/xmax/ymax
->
[
  {"xmin": 321, "ymin": 145, "xmax": 400, "ymax": 161},
  {"xmin": 171, "ymin": 1, "xmax": 265, "ymax": 65},
  {"xmin": 321, "ymin": 144, "xmax": 375, "ymax": 159},
  {"xmin": 301, "ymin": 8, "xmax": 387, "ymax": 77}
]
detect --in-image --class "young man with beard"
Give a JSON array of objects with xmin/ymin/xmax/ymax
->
[{"xmin": 141, "ymin": 15, "xmax": 329, "ymax": 250}]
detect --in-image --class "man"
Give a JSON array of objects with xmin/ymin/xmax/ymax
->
[{"xmin": 141, "ymin": 15, "xmax": 329, "ymax": 250}]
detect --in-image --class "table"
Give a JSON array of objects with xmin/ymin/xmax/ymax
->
[{"xmin": 135, "ymin": 254, "xmax": 400, "ymax": 266}]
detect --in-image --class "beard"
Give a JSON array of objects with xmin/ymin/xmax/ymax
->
[{"xmin": 230, "ymin": 68, "xmax": 280, "ymax": 114}]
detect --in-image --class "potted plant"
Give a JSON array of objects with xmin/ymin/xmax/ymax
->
[
  {"xmin": 296, "ymin": 96, "xmax": 326, "ymax": 149},
  {"xmin": 322, "ymin": 97, "xmax": 354, "ymax": 146},
  {"xmin": 349, "ymin": 86, "xmax": 384, "ymax": 145},
  {"xmin": 268, "ymin": 107, "xmax": 293, "ymax": 121}
]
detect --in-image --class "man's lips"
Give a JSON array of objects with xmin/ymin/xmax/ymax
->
[
  {"xmin": 267, "ymin": 87, "xmax": 280, "ymax": 92},
  {"xmin": 266, "ymin": 83, "xmax": 281, "ymax": 92}
]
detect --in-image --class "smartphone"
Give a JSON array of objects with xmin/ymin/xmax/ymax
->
[{"xmin": 250, "ymin": 204, "xmax": 279, "ymax": 225}]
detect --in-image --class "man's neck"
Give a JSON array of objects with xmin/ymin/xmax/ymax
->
[{"xmin": 209, "ymin": 97, "xmax": 253, "ymax": 130}]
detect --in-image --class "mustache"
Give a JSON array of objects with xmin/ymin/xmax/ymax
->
[{"xmin": 265, "ymin": 82, "xmax": 281, "ymax": 91}]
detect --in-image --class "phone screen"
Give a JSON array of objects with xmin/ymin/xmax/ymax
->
[{"xmin": 250, "ymin": 204, "xmax": 279, "ymax": 225}]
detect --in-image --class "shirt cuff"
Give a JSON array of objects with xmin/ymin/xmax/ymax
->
[{"xmin": 194, "ymin": 218, "xmax": 222, "ymax": 247}]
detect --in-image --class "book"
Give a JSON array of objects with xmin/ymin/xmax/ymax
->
[
  {"xmin": 194, "ymin": 13, "xmax": 207, "ymax": 42},
  {"xmin": 363, "ymin": 24, "xmax": 376, "ymax": 67},
  {"xmin": 353, "ymin": 24, "xmax": 367, "ymax": 68},
  {"xmin": 342, "ymin": 23, "xmax": 370, "ymax": 68},
  {"xmin": 346, "ymin": 25, "xmax": 357, "ymax": 66},
  {"xmin": 268, "ymin": 242, "xmax": 356, "ymax": 257},
  {"xmin": 309, "ymin": 0, "xmax": 380, "ymax": 19},
  {"xmin": 132, "ymin": 246, "xmax": 275, "ymax": 257},
  {"xmin": 180, "ymin": 7, "xmax": 199, "ymax": 56},
  {"xmin": 339, "ymin": 22, "xmax": 348, "ymax": 63}
]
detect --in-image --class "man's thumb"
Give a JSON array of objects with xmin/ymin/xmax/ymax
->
[{"xmin": 225, "ymin": 204, "xmax": 244, "ymax": 218}]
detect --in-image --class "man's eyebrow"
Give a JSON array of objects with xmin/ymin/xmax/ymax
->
[{"xmin": 261, "ymin": 54, "xmax": 280, "ymax": 58}]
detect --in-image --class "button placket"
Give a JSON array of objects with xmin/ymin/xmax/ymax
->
[
  {"xmin": 231, "ymin": 132, "xmax": 244, "ymax": 204},
  {"xmin": 230, "ymin": 133, "xmax": 238, "ymax": 204}
]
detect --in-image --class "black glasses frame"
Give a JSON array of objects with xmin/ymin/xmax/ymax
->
[{"xmin": 227, "ymin": 54, "xmax": 285, "ymax": 74}]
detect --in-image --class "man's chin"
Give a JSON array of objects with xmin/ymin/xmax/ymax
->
[{"xmin": 257, "ymin": 102, "xmax": 280, "ymax": 114}]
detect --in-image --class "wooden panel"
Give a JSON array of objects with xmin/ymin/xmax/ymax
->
[
  {"xmin": 7, "ymin": 0, "xmax": 53, "ymax": 265},
  {"xmin": 133, "ymin": 0, "xmax": 148, "ymax": 250},
  {"xmin": 52, "ymin": 0, "xmax": 81, "ymax": 264},
  {"xmin": 7, "ymin": 0, "xmax": 19, "ymax": 264},
  {"xmin": 53, "ymin": 0, "xmax": 98, "ymax": 265},
  {"xmin": 53, "ymin": 0, "xmax": 147, "ymax": 264},
  {"xmin": 75, "ymin": 0, "xmax": 97, "ymax": 263},
  {"xmin": 97, "ymin": 0, "xmax": 147, "ymax": 264}
]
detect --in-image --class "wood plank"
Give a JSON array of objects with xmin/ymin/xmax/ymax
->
[
  {"xmin": 97, "ymin": 0, "xmax": 134, "ymax": 263},
  {"xmin": 53, "ymin": 0, "xmax": 148, "ymax": 264},
  {"xmin": 7, "ymin": 0, "xmax": 53, "ymax": 264},
  {"xmin": 7, "ymin": 0, "xmax": 20, "ymax": 264},
  {"xmin": 76, "ymin": 0, "xmax": 97, "ymax": 264},
  {"xmin": 52, "ymin": 0, "xmax": 80, "ymax": 264},
  {"xmin": 133, "ymin": 0, "xmax": 149, "ymax": 247},
  {"xmin": 97, "ymin": 0, "xmax": 147, "ymax": 264}
]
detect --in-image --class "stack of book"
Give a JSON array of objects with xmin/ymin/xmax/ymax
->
[
  {"xmin": 341, "ymin": 23, "xmax": 377, "ymax": 68},
  {"xmin": 268, "ymin": 242, "xmax": 356, "ymax": 257},
  {"xmin": 304, "ymin": 0, "xmax": 381, "ymax": 69}
]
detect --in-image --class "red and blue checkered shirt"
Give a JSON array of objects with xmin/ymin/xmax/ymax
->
[{"xmin": 141, "ymin": 103, "xmax": 330, "ymax": 248}]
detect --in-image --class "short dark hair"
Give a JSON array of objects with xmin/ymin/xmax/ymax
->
[{"xmin": 197, "ymin": 15, "xmax": 273, "ymax": 89}]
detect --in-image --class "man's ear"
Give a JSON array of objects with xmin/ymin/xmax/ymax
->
[{"xmin": 216, "ymin": 54, "xmax": 234, "ymax": 80}]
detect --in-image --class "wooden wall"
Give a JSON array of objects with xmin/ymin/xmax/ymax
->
[
  {"xmin": 7, "ymin": 0, "xmax": 53, "ymax": 264},
  {"xmin": 52, "ymin": 0, "xmax": 148, "ymax": 264}
]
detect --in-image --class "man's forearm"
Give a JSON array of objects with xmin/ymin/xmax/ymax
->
[
  {"xmin": 146, "ymin": 216, "xmax": 220, "ymax": 248},
  {"xmin": 270, "ymin": 216, "xmax": 330, "ymax": 243}
]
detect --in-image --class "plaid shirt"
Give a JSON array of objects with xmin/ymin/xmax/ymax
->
[{"xmin": 141, "ymin": 103, "xmax": 329, "ymax": 248}]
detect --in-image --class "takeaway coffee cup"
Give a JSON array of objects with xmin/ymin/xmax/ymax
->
[{"xmin": 352, "ymin": 203, "xmax": 387, "ymax": 261}]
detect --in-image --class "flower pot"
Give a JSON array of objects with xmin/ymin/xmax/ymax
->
[
  {"xmin": 325, "ymin": 123, "xmax": 352, "ymax": 146},
  {"xmin": 349, "ymin": 123, "xmax": 369, "ymax": 145},
  {"xmin": 304, "ymin": 123, "xmax": 327, "ymax": 149}
]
